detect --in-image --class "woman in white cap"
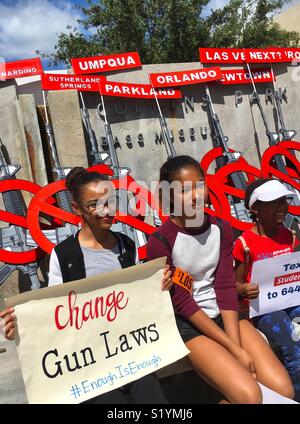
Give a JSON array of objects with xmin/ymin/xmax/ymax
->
[{"xmin": 233, "ymin": 178, "xmax": 300, "ymax": 401}]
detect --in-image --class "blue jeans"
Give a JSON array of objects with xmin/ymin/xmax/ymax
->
[{"xmin": 253, "ymin": 306, "xmax": 300, "ymax": 402}]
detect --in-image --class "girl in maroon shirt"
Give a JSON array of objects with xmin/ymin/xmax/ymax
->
[{"xmin": 147, "ymin": 156, "xmax": 294, "ymax": 403}]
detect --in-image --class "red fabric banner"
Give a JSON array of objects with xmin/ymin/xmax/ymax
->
[
  {"xmin": 0, "ymin": 58, "xmax": 43, "ymax": 81},
  {"xmin": 245, "ymin": 48, "xmax": 300, "ymax": 63},
  {"xmin": 100, "ymin": 80, "xmax": 182, "ymax": 98},
  {"xmin": 41, "ymin": 73, "xmax": 105, "ymax": 92},
  {"xmin": 71, "ymin": 52, "xmax": 141, "ymax": 75},
  {"xmin": 220, "ymin": 68, "xmax": 274, "ymax": 85},
  {"xmin": 199, "ymin": 48, "xmax": 246, "ymax": 64},
  {"xmin": 149, "ymin": 66, "xmax": 222, "ymax": 87},
  {"xmin": 199, "ymin": 47, "xmax": 300, "ymax": 64}
]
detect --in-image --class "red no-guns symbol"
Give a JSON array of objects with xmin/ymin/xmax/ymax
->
[
  {"xmin": 201, "ymin": 148, "xmax": 259, "ymax": 231},
  {"xmin": 26, "ymin": 165, "xmax": 113, "ymax": 254},
  {"xmin": 26, "ymin": 164, "xmax": 164, "ymax": 261},
  {"xmin": 113, "ymin": 176, "xmax": 167, "ymax": 260},
  {"xmin": 261, "ymin": 141, "xmax": 300, "ymax": 216},
  {"xmin": 0, "ymin": 179, "xmax": 57, "ymax": 264}
]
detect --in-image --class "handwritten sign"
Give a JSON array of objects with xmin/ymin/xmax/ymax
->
[
  {"xmin": 249, "ymin": 251, "xmax": 300, "ymax": 318},
  {"xmin": 6, "ymin": 257, "xmax": 189, "ymax": 404}
]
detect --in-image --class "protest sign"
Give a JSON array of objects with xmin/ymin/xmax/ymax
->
[
  {"xmin": 149, "ymin": 67, "xmax": 222, "ymax": 87},
  {"xmin": 199, "ymin": 47, "xmax": 300, "ymax": 64},
  {"xmin": 249, "ymin": 251, "xmax": 300, "ymax": 318},
  {"xmin": 71, "ymin": 52, "xmax": 141, "ymax": 75},
  {"xmin": 41, "ymin": 73, "xmax": 105, "ymax": 92},
  {"xmin": 0, "ymin": 58, "xmax": 43, "ymax": 81},
  {"xmin": 100, "ymin": 80, "xmax": 182, "ymax": 98},
  {"xmin": 220, "ymin": 68, "xmax": 273, "ymax": 85},
  {"xmin": 6, "ymin": 257, "xmax": 189, "ymax": 404}
]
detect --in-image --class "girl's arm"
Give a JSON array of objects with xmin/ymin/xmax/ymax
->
[
  {"xmin": 235, "ymin": 260, "xmax": 259, "ymax": 299},
  {"xmin": 147, "ymin": 233, "xmax": 200, "ymax": 319},
  {"xmin": 189, "ymin": 309, "xmax": 255, "ymax": 374},
  {"xmin": 220, "ymin": 309, "xmax": 241, "ymax": 346},
  {"xmin": 190, "ymin": 309, "xmax": 238, "ymax": 352}
]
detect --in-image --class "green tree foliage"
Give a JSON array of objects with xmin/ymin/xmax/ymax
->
[
  {"xmin": 208, "ymin": 0, "xmax": 300, "ymax": 47},
  {"xmin": 41, "ymin": 0, "xmax": 299, "ymax": 66}
]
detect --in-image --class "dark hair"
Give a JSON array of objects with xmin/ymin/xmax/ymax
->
[
  {"xmin": 158, "ymin": 155, "xmax": 205, "ymax": 214},
  {"xmin": 66, "ymin": 167, "xmax": 108, "ymax": 202},
  {"xmin": 159, "ymin": 155, "xmax": 204, "ymax": 184}
]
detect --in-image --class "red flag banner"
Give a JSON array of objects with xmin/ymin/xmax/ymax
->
[
  {"xmin": 199, "ymin": 48, "xmax": 246, "ymax": 64},
  {"xmin": 220, "ymin": 68, "xmax": 274, "ymax": 85},
  {"xmin": 0, "ymin": 58, "xmax": 43, "ymax": 81},
  {"xmin": 245, "ymin": 48, "xmax": 300, "ymax": 63},
  {"xmin": 199, "ymin": 47, "xmax": 300, "ymax": 64},
  {"xmin": 149, "ymin": 66, "xmax": 222, "ymax": 87},
  {"xmin": 41, "ymin": 73, "xmax": 105, "ymax": 92},
  {"xmin": 71, "ymin": 52, "xmax": 141, "ymax": 75},
  {"xmin": 99, "ymin": 80, "xmax": 182, "ymax": 98}
]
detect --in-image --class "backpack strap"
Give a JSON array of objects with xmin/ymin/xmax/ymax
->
[
  {"xmin": 114, "ymin": 232, "xmax": 136, "ymax": 268},
  {"xmin": 238, "ymin": 235, "xmax": 251, "ymax": 279},
  {"xmin": 289, "ymin": 229, "xmax": 297, "ymax": 250}
]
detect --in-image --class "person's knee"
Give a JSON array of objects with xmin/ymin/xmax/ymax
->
[
  {"xmin": 271, "ymin": 378, "xmax": 295, "ymax": 399},
  {"xmin": 235, "ymin": 383, "xmax": 263, "ymax": 404}
]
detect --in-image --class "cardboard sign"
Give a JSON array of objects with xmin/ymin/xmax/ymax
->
[
  {"xmin": 0, "ymin": 58, "xmax": 43, "ymax": 81},
  {"xmin": 249, "ymin": 251, "xmax": 300, "ymax": 318},
  {"xmin": 149, "ymin": 67, "xmax": 222, "ymax": 87},
  {"xmin": 41, "ymin": 73, "xmax": 105, "ymax": 92},
  {"xmin": 6, "ymin": 257, "xmax": 189, "ymax": 404},
  {"xmin": 220, "ymin": 68, "xmax": 273, "ymax": 85},
  {"xmin": 71, "ymin": 52, "xmax": 141, "ymax": 75},
  {"xmin": 199, "ymin": 47, "xmax": 300, "ymax": 64},
  {"xmin": 100, "ymin": 80, "xmax": 182, "ymax": 98}
]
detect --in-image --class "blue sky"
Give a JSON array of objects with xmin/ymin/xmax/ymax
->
[{"xmin": 0, "ymin": 0, "xmax": 299, "ymax": 69}]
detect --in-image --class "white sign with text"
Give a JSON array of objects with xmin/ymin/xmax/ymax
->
[
  {"xmin": 6, "ymin": 258, "xmax": 189, "ymax": 404},
  {"xmin": 249, "ymin": 251, "xmax": 300, "ymax": 318}
]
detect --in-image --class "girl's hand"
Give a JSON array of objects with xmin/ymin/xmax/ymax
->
[
  {"xmin": 232, "ymin": 345, "xmax": 256, "ymax": 378},
  {"xmin": 0, "ymin": 307, "xmax": 16, "ymax": 341},
  {"xmin": 161, "ymin": 265, "xmax": 173, "ymax": 291},
  {"xmin": 237, "ymin": 282, "xmax": 259, "ymax": 299}
]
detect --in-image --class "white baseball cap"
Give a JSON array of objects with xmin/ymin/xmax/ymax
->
[{"xmin": 248, "ymin": 180, "xmax": 296, "ymax": 209}]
